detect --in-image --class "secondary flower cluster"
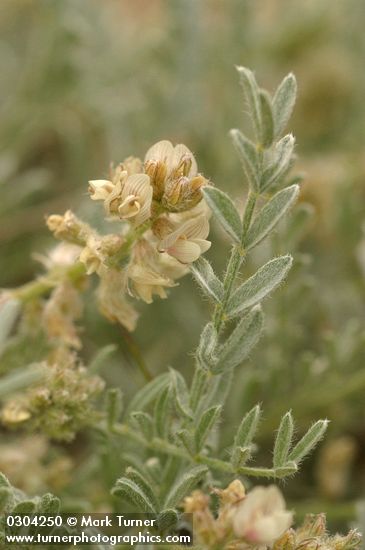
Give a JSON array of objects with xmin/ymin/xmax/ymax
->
[
  {"xmin": 184, "ymin": 480, "xmax": 292, "ymax": 549},
  {"xmin": 184, "ymin": 480, "xmax": 361, "ymax": 550},
  {"xmin": 47, "ymin": 140, "xmax": 211, "ymax": 331}
]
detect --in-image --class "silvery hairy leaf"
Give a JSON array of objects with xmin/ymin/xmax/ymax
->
[
  {"xmin": 212, "ymin": 306, "xmax": 264, "ymax": 373},
  {"xmin": 112, "ymin": 478, "xmax": 156, "ymax": 513},
  {"xmin": 169, "ymin": 368, "xmax": 193, "ymax": 420},
  {"xmin": 233, "ymin": 404, "xmax": 262, "ymax": 450},
  {"xmin": 231, "ymin": 405, "xmax": 262, "ymax": 468},
  {"xmin": 273, "ymin": 73, "xmax": 297, "ymax": 138},
  {"xmin": 196, "ymin": 322, "xmax": 218, "ymax": 370},
  {"xmin": 154, "ymin": 385, "xmax": 171, "ymax": 439},
  {"xmin": 195, "ymin": 405, "xmax": 222, "ymax": 452},
  {"xmin": 203, "ymin": 186, "xmax": 242, "ymax": 243},
  {"xmin": 230, "ymin": 129, "xmax": 260, "ymax": 192},
  {"xmin": 157, "ymin": 509, "xmax": 179, "ymax": 532},
  {"xmin": 163, "ymin": 466, "xmax": 208, "ymax": 509},
  {"xmin": 261, "ymin": 134, "xmax": 295, "ymax": 191},
  {"xmin": 131, "ymin": 411, "xmax": 153, "ymax": 440},
  {"xmin": 236, "ymin": 66, "xmax": 262, "ymax": 140},
  {"xmin": 259, "ymin": 89, "xmax": 274, "ymax": 148},
  {"xmin": 37, "ymin": 494, "xmax": 60, "ymax": 514},
  {"xmin": 125, "ymin": 467, "xmax": 159, "ymax": 511},
  {"xmin": 289, "ymin": 420, "xmax": 329, "ymax": 464},
  {"xmin": 273, "ymin": 411, "xmax": 294, "ymax": 468},
  {"xmin": 126, "ymin": 372, "xmax": 170, "ymax": 416},
  {"xmin": 244, "ymin": 185, "xmax": 299, "ymax": 250},
  {"xmin": 191, "ymin": 257, "xmax": 224, "ymax": 303},
  {"xmin": 231, "ymin": 446, "xmax": 252, "ymax": 469},
  {"xmin": 226, "ymin": 255, "xmax": 293, "ymax": 318}
]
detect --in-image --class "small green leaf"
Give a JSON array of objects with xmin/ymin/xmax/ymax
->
[
  {"xmin": 212, "ymin": 306, "xmax": 264, "ymax": 373},
  {"xmin": 163, "ymin": 466, "xmax": 208, "ymax": 509},
  {"xmin": 236, "ymin": 66, "xmax": 262, "ymax": 139},
  {"xmin": 126, "ymin": 373, "xmax": 170, "ymax": 416},
  {"xmin": 273, "ymin": 73, "xmax": 297, "ymax": 138},
  {"xmin": 274, "ymin": 461, "xmax": 298, "ymax": 478},
  {"xmin": 190, "ymin": 258, "xmax": 224, "ymax": 303},
  {"xmin": 230, "ymin": 129, "xmax": 260, "ymax": 191},
  {"xmin": 245, "ymin": 185, "xmax": 300, "ymax": 250},
  {"xmin": 273, "ymin": 411, "xmax": 294, "ymax": 468},
  {"xmin": 37, "ymin": 494, "xmax": 60, "ymax": 514},
  {"xmin": 0, "ymin": 487, "xmax": 13, "ymax": 511},
  {"xmin": 106, "ymin": 388, "xmax": 123, "ymax": 429},
  {"xmin": 227, "ymin": 255, "xmax": 293, "ymax": 318},
  {"xmin": 157, "ymin": 509, "xmax": 179, "ymax": 531},
  {"xmin": 112, "ymin": 478, "xmax": 156, "ymax": 513},
  {"xmin": 154, "ymin": 386, "xmax": 171, "ymax": 439},
  {"xmin": 131, "ymin": 411, "xmax": 153, "ymax": 440},
  {"xmin": 170, "ymin": 368, "xmax": 193, "ymax": 420},
  {"xmin": 231, "ymin": 446, "xmax": 252, "ymax": 469},
  {"xmin": 259, "ymin": 89, "xmax": 274, "ymax": 148},
  {"xmin": 12, "ymin": 500, "xmax": 36, "ymax": 514},
  {"xmin": 196, "ymin": 322, "xmax": 218, "ymax": 371},
  {"xmin": 195, "ymin": 405, "xmax": 222, "ymax": 452},
  {"xmin": 233, "ymin": 404, "xmax": 262, "ymax": 450},
  {"xmin": 125, "ymin": 467, "xmax": 159, "ymax": 511},
  {"xmin": 289, "ymin": 420, "xmax": 329, "ymax": 464},
  {"xmin": 261, "ymin": 134, "xmax": 295, "ymax": 191},
  {"xmin": 203, "ymin": 186, "xmax": 242, "ymax": 243}
]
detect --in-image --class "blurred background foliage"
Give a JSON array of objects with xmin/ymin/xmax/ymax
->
[{"xmin": 1, "ymin": 0, "xmax": 365, "ymax": 532}]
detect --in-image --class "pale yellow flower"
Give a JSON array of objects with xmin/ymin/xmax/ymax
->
[
  {"xmin": 144, "ymin": 140, "xmax": 207, "ymax": 209},
  {"xmin": 97, "ymin": 268, "xmax": 138, "ymax": 332},
  {"xmin": 88, "ymin": 179, "xmax": 114, "ymax": 201},
  {"xmin": 232, "ymin": 485, "xmax": 293, "ymax": 546},
  {"xmin": 89, "ymin": 169, "xmax": 153, "ymax": 227},
  {"xmin": 78, "ymin": 234, "xmax": 124, "ymax": 275},
  {"xmin": 79, "ymin": 235, "xmax": 106, "ymax": 275},
  {"xmin": 127, "ymin": 239, "xmax": 177, "ymax": 304},
  {"xmin": 158, "ymin": 214, "xmax": 211, "ymax": 263}
]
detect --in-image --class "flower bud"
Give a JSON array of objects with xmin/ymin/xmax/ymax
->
[{"xmin": 46, "ymin": 210, "xmax": 91, "ymax": 246}]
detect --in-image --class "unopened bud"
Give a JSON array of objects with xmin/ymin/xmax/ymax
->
[
  {"xmin": 46, "ymin": 211, "xmax": 91, "ymax": 247},
  {"xmin": 144, "ymin": 159, "xmax": 167, "ymax": 199}
]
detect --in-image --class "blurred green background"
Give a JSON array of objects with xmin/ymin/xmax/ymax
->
[{"xmin": 1, "ymin": 0, "xmax": 365, "ymax": 528}]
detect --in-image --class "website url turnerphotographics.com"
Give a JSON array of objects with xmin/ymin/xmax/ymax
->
[
  {"xmin": 4, "ymin": 513, "xmax": 193, "ymax": 546},
  {"xmin": 5, "ymin": 531, "xmax": 191, "ymax": 546}
]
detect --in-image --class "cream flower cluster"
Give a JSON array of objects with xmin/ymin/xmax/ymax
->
[
  {"xmin": 47, "ymin": 141, "xmax": 211, "ymax": 331},
  {"xmin": 184, "ymin": 480, "xmax": 293, "ymax": 550}
]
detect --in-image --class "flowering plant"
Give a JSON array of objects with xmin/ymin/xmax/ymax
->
[{"xmin": 0, "ymin": 66, "xmax": 361, "ymax": 550}]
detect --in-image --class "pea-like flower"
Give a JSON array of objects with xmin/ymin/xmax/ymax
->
[
  {"xmin": 158, "ymin": 214, "xmax": 211, "ymax": 263},
  {"xmin": 144, "ymin": 140, "xmax": 207, "ymax": 210},
  {"xmin": 127, "ymin": 239, "xmax": 178, "ymax": 303},
  {"xmin": 232, "ymin": 485, "xmax": 293, "ymax": 546},
  {"xmin": 89, "ymin": 169, "xmax": 153, "ymax": 227}
]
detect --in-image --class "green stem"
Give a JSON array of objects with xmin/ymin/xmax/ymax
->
[
  {"xmin": 212, "ymin": 192, "xmax": 257, "ymax": 338},
  {"xmin": 10, "ymin": 222, "xmax": 153, "ymax": 304},
  {"xmin": 12, "ymin": 262, "xmax": 86, "ymax": 303},
  {"xmin": 120, "ymin": 326, "xmax": 154, "ymax": 382},
  {"xmin": 110, "ymin": 422, "xmax": 284, "ymax": 478}
]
